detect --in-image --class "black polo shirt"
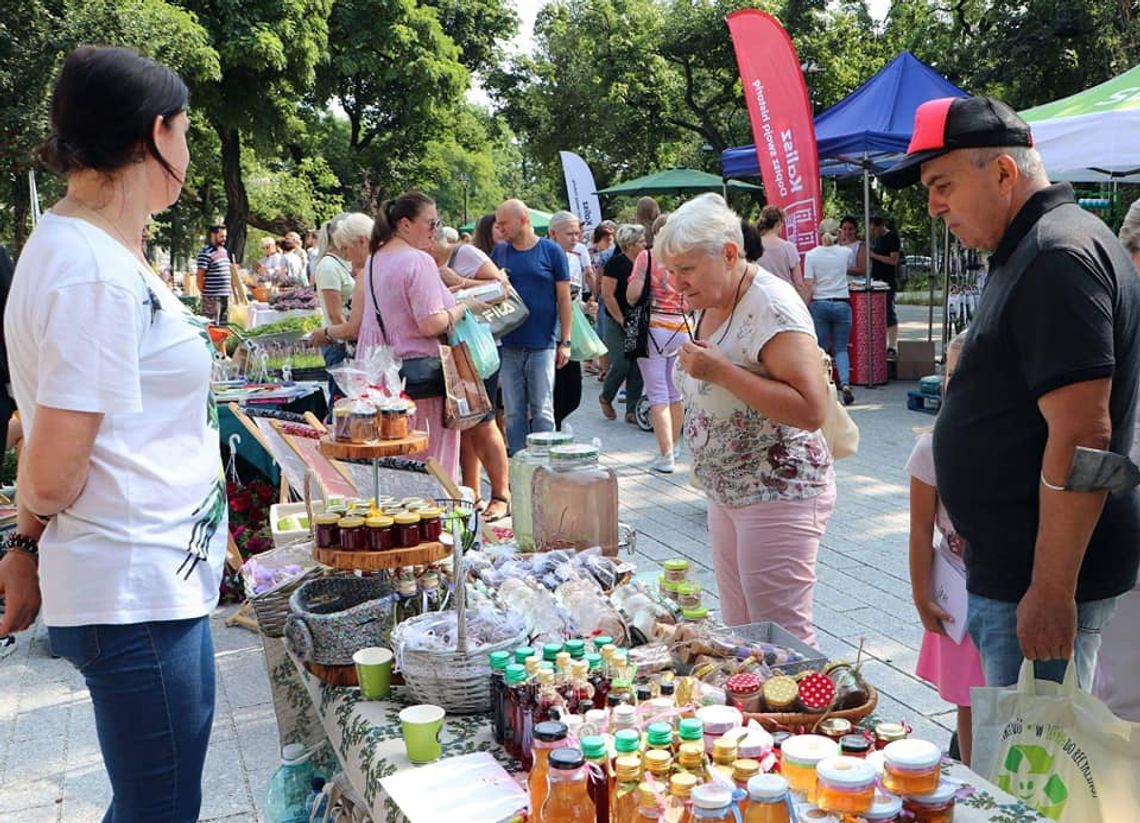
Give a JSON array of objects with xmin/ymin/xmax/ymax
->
[{"xmin": 933, "ymin": 183, "xmax": 1140, "ymax": 603}]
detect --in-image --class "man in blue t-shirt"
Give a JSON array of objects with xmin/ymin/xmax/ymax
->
[{"xmin": 492, "ymin": 199, "xmax": 572, "ymax": 454}]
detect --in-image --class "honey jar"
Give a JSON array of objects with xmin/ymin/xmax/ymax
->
[
  {"xmin": 394, "ymin": 512, "xmax": 421, "ymax": 548},
  {"xmin": 840, "ymin": 733, "xmax": 872, "ymax": 758},
  {"xmin": 779, "ymin": 735, "xmax": 838, "ymax": 802},
  {"xmin": 314, "ymin": 513, "xmax": 340, "ymax": 550},
  {"xmin": 337, "ymin": 516, "xmax": 367, "ymax": 551},
  {"xmin": 817, "ymin": 718, "xmax": 852, "ymax": 741},
  {"xmin": 364, "ymin": 515, "xmax": 395, "ymax": 550},
  {"xmin": 863, "ymin": 792, "xmax": 904, "ymax": 822},
  {"xmin": 762, "ymin": 675, "xmax": 798, "ymax": 711},
  {"xmin": 902, "ymin": 780, "xmax": 956, "ymax": 823},
  {"xmin": 814, "ymin": 755, "xmax": 876, "ymax": 815},
  {"xmin": 874, "ymin": 722, "xmax": 908, "ymax": 749},
  {"xmin": 379, "ymin": 402, "xmax": 411, "ymax": 440},
  {"xmin": 744, "ymin": 774, "xmax": 791, "ymax": 823},
  {"xmin": 882, "ymin": 739, "xmax": 942, "ymax": 796}
]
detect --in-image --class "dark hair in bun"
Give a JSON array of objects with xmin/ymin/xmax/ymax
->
[
  {"xmin": 371, "ymin": 191, "xmax": 434, "ymax": 252},
  {"xmin": 38, "ymin": 46, "xmax": 188, "ymax": 180}
]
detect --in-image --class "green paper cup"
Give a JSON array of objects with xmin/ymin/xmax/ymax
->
[
  {"xmin": 352, "ymin": 647, "xmax": 393, "ymax": 700},
  {"xmin": 399, "ymin": 704, "xmax": 445, "ymax": 764}
]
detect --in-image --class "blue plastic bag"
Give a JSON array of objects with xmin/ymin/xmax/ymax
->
[{"xmin": 449, "ymin": 309, "xmax": 500, "ymax": 379}]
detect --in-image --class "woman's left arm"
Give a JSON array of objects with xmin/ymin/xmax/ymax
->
[{"xmin": 679, "ymin": 331, "xmax": 827, "ymax": 431}]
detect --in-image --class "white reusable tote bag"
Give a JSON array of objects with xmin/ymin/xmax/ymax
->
[{"xmin": 971, "ymin": 659, "xmax": 1140, "ymax": 821}]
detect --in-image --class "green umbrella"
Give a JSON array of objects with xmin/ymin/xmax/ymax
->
[
  {"xmin": 458, "ymin": 208, "xmax": 552, "ymax": 236},
  {"xmin": 596, "ymin": 167, "xmax": 762, "ymax": 196}
]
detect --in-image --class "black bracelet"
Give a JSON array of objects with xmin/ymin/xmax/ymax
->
[{"xmin": 3, "ymin": 532, "xmax": 39, "ymax": 562}]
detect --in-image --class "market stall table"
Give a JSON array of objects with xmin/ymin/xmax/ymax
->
[
  {"xmin": 246, "ymin": 304, "xmax": 322, "ymax": 330},
  {"xmin": 218, "ymin": 383, "xmax": 327, "ymax": 483},
  {"xmin": 264, "ymin": 638, "xmax": 1047, "ymax": 823}
]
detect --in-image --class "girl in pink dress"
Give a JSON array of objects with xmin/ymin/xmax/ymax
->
[{"xmin": 905, "ymin": 334, "xmax": 985, "ymax": 765}]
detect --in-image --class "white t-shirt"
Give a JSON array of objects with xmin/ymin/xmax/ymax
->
[
  {"xmin": 6, "ymin": 213, "xmax": 226, "ymax": 627},
  {"xmin": 314, "ymin": 254, "xmax": 355, "ymax": 326},
  {"xmin": 804, "ymin": 244, "xmax": 855, "ymax": 300},
  {"xmin": 449, "ymin": 244, "xmax": 493, "ymax": 279}
]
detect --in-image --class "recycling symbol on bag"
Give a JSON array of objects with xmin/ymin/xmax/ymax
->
[{"xmin": 996, "ymin": 744, "xmax": 1070, "ymax": 820}]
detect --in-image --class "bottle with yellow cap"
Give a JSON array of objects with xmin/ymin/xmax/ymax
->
[
  {"xmin": 677, "ymin": 741, "xmax": 710, "ymax": 784},
  {"xmin": 667, "ymin": 772, "xmax": 698, "ymax": 823},
  {"xmin": 636, "ymin": 782, "xmax": 662, "ymax": 820},
  {"xmin": 732, "ymin": 759, "xmax": 761, "ymax": 815},
  {"xmin": 611, "ymin": 754, "xmax": 643, "ymax": 823},
  {"xmin": 711, "ymin": 736, "xmax": 739, "ymax": 779},
  {"xmin": 643, "ymin": 748, "xmax": 673, "ymax": 781}
]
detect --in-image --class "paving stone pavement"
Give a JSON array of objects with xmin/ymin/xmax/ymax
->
[{"xmin": 0, "ymin": 307, "xmax": 950, "ymax": 820}]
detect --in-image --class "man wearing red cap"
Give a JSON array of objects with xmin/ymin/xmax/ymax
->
[{"xmin": 881, "ymin": 96, "xmax": 1140, "ymax": 690}]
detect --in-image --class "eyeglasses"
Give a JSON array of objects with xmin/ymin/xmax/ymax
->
[{"xmin": 427, "ymin": 218, "xmax": 443, "ymax": 230}]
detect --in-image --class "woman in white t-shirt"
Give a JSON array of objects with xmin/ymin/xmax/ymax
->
[
  {"xmin": 0, "ymin": 47, "xmax": 222, "ymax": 820},
  {"xmin": 663, "ymin": 194, "xmax": 836, "ymax": 645},
  {"xmin": 804, "ymin": 218, "xmax": 857, "ymax": 405},
  {"xmin": 315, "ymin": 212, "xmax": 372, "ymax": 398}
]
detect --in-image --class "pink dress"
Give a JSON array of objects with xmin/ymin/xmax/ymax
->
[
  {"xmin": 905, "ymin": 434, "xmax": 986, "ymax": 706},
  {"xmin": 357, "ymin": 247, "xmax": 460, "ymax": 479}
]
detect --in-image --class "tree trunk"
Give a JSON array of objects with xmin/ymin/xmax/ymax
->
[{"xmin": 219, "ymin": 126, "xmax": 249, "ymax": 265}]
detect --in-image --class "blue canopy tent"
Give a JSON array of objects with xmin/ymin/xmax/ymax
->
[{"xmin": 722, "ymin": 51, "xmax": 969, "ymax": 363}]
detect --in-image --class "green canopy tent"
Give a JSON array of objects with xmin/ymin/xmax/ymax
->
[
  {"xmin": 1021, "ymin": 63, "xmax": 1140, "ymax": 182},
  {"xmin": 458, "ymin": 208, "xmax": 552, "ymax": 236},
  {"xmin": 595, "ymin": 168, "xmax": 762, "ymax": 196}
]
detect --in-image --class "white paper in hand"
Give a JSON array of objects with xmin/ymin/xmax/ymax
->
[{"xmin": 931, "ymin": 546, "xmax": 969, "ymax": 645}]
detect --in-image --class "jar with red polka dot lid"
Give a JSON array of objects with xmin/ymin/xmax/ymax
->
[
  {"xmin": 726, "ymin": 672, "xmax": 763, "ymax": 714},
  {"xmin": 798, "ymin": 671, "xmax": 837, "ymax": 712}
]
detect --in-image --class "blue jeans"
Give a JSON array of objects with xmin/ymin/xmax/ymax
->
[
  {"xmin": 810, "ymin": 299, "xmax": 852, "ymax": 386},
  {"xmin": 49, "ymin": 616, "xmax": 216, "ymax": 822},
  {"xmin": 967, "ymin": 592, "xmax": 1119, "ymax": 690},
  {"xmin": 500, "ymin": 346, "xmax": 556, "ymax": 454}
]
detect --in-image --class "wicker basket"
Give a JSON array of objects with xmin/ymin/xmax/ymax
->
[
  {"xmin": 392, "ymin": 509, "xmax": 528, "ymax": 714},
  {"xmin": 242, "ymin": 542, "xmax": 325, "ymax": 638},
  {"xmin": 743, "ymin": 682, "xmax": 879, "ymax": 733}
]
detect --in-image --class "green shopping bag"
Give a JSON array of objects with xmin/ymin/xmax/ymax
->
[
  {"xmin": 448, "ymin": 309, "xmax": 500, "ymax": 379},
  {"xmin": 972, "ymin": 659, "xmax": 1140, "ymax": 821},
  {"xmin": 568, "ymin": 301, "xmax": 608, "ymax": 362}
]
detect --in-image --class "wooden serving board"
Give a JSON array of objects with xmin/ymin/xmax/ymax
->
[
  {"xmin": 313, "ymin": 540, "xmax": 449, "ymax": 570},
  {"xmin": 318, "ymin": 433, "xmax": 429, "ymax": 460}
]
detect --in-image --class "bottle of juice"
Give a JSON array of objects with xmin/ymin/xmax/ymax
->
[
  {"xmin": 667, "ymin": 772, "xmax": 698, "ymax": 823},
  {"xmin": 610, "ymin": 755, "xmax": 643, "ymax": 823},
  {"xmin": 690, "ymin": 784, "xmax": 738, "ymax": 822},
  {"xmin": 489, "ymin": 650, "xmax": 510, "ymax": 745},
  {"xmin": 568, "ymin": 659, "xmax": 595, "ymax": 714},
  {"xmin": 528, "ymin": 721, "xmax": 569, "ymax": 823},
  {"xmin": 645, "ymin": 723, "xmax": 674, "ymax": 757},
  {"xmin": 637, "ymin": 782, "xmax": 662, "ymax": 820},
  {"xmin": 541, "ymin": 748, "xmax": 596, "ymax": 823},
  {"xmin": 581, "ymin": 735, "xmax": 611, "ymax": 823},
  {"xmin": 676, "ymin": 718, "xmax": 704, "ymax": 755},
  {"xmin": 503, "ymin": 663, "xmax": 528, "ymax": 761},
  {"xmin": 732, "ymin": 759, "xmax": 761, "ymax": 816}
]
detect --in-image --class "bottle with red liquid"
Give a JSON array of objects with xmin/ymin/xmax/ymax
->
[
  {"xmin": 489, "ymin": 651, "xmax": 510, "ymax": 745},
  {"xmin": 581, "ymin": 734, "xmax": 611, "ymax": 823},
  {"xmin": 587, "ymin": 652, "xmax": 610, "ymax": 706},
  {"xmin": 504, "ymin": 664, "xmax": 529, "ymax": 763},
  {"xmin": 535, "ymin": 669, "xmax": 566, "ymax": 725}
]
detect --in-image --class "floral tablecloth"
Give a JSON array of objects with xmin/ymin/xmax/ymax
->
[{"xmin": 264, "ymin": 636, "xmax": 1044, "ymax": 823}]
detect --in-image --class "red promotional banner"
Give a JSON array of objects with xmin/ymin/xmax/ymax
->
[{"xmin": 726, "ymin": 9, "xmax": 821, "ymax": 255}]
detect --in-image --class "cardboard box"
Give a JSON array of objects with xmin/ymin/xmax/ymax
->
[
  {"xmin": 897, "ymin": 359, "xmax": 933, "ymax": 380},
  {"xmin": 897, "ymin": 340, "xmax": 936, "ymax": 362}
]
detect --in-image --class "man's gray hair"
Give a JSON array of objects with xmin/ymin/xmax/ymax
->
[
  {"xmin": 1120, "ymin": 198, "xmax": 1140, "ymax": 255},
  {"xmin": 972, "ymin": 146, "xmax": 1046, "ymax": 180},
  {"xmin": 615, "ymin": 223, "xmax": 645, "ymax": 252},
  {"xmin": 653, "ymin": 193, "xmax": 744, "ymax": 262}
]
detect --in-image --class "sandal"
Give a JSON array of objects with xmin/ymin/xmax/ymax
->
[
  {"xmin": 484, "ymin": 496, "xmax": 511, "ymax": 523},
  {"xmin": 599, "ymin": 396, "xmax": 616, "ymax": 420},
  {"xmin": 472, "ymin": 497, "xmax": 488, "ymax": 513}
]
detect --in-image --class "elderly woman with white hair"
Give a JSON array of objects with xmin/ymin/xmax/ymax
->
[
  {"xmin": 662, "ymin": 193, "xmax": 836, "ymax": 645},
  {"xmin": 1093, "ymin": 197, "xmax": 1140, "ymax": 721},
  {"xmin": 309, "ymin": 212, "xmax": 373, "ymax": 398}
]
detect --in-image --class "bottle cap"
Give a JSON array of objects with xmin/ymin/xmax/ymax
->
[
  {"xmin": 670, "ymin": 772, "xmax": 698, "ymax": 798},
  {"xmin": 282, "ymin": 743, "xmax": 307, "ymax": 764},
  {"xmin": 548, "ymin": 747, "xmax": 585, "ymax": 770},
  {"xmin": 593, "ymin": 635, "xmax": 614, "ymax": 650},
  {"xmin": 659, "ymin": 680, "xmax": 675, "ymax": 696},
  {"xmin": 614, "ymin": 755, "xmax": 642, "ymax": 781},
  {"xmin": 681, "ymin": 606, "xmax": 709, "ymax": 620},
  {"xmin": 678, "ymin": 717, "xmax": 704, "ymax": 740},
  {"xmin": 747, "ymin": 773, "xmax": 789, "ymax": 802},
  {"xmin": 550, "ymin": 443, "xmax": 600, "ymax": 464},
  {"xmin": 525, "ymin": 658, "xmax": 541, "ymax": 674},
  {"xmin": 586, "ymin": 653, "xmax": 603, "ymax": 671},
  {"xmin": 555, "ymin": 651, "xmax": 572, "ymax": 669},
  {"xmin": 580, "ymin": 735, "xmax": 607, "ymax": 759},
  {"xmin": 526, "ymin": 431, "xmax": 574, "ymax": 452},
  {"xmin": 539, "ymin": 661, "xmax": 555, "ymax": 672},
  {"xmin": 678, "ymin": 741, "xmax": 705, "ymax": 765},
  {"xmin": 663, "ymin": 558, "xmax": 690, "ymax": 572},
  {"xmin": 606, "ymin": 693, "xmax": 625, "ymax": 708},
  {"xmin": 816, "ymin": 756, "xmax": 877, "ymax": 788},
  {"xmin": 636, "ymin": 684, "xmax": 653, "ymax": 702},
  {"xmin": 905, "ymin": 780, "xmax": 956, "ymax": 806},
  {"xmin": 564, "ymin": 639, "xmax": 586, "ymax": 658},
  {"xmin": 489, "ymin": 651, "xmax": 509, "ymax": 672},
  {"xmin": 781, "ymin": 735, "xmax": 840, "ymax": 767},
  {"xmin": 537, "ymin": 669, "xmax": 554, "ymax": 684},
  {"xmin": 543, "ymin": 642, "xmax": 564, "ymax": 661},
  {"xmin": 514, "ymin": 647, "xmax": 537, "ymax": 664},
  {"xmin": 533, "ymin": 721, "xmax": 569, "ymax": 742},
  {"xmin": 572, "ymin": 660, "xmax": 589, "ymax": 676},
  {"xmin": 614, "ymin": 728, "xmax": 641, "ymax": 753},
  {"xmin": 883, "ymin": 738, "xmax": 941, "ymax": 771},
  {"xmin": 732, "ymin": 758, "xmax": 761, "ymax": 782},
  {"xmin": 713, "ymin": 737, "xmax": 739, "ymax": 761},
  {"xmin": 840, "ymin": 734, "xmax": 872, "ymax": 755},
  {"xmin": 690, "ymin": 783, "xmax": 734, "ymax": 811},
  {"xmin": 865, "ymin": 792, "xmax": 904, "ymax": 819},
  {"xmin": 638, "ymin": 783, "xmax": 658, "ymax": 809},
  {"xmin": 644, "ymin": 748, "xmax": 673, "ymax": 773},
  {"xmin": 578, "ymin": 699, "xmax": 595, "ymax": 714},
  {"xmin": 504, "ymin": 663, "xmax": 527, "ymax": 684},
  {"xmin": 613, "ymin": 704, "xmax": 637, "ymax": 724},
  {"xmin": 646, "ymin": 723, "xmax": 673, "ymax": 747}
]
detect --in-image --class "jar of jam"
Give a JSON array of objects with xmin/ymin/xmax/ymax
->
[
  {"xmin": 874, "ymin": 722, "xmax": 908, "ymax": 750},
  {"xmin": 365, "ymin": 515, "xmax": 395, "ymax": 550},
  {"xmin": 762, "ymin": 676, "xmax": 799, "ymax": 711},
  {"xmin": 901, "ymin": 781, "xmax": 955, "ymax": 823},
  {"xmin": 314, "ymin": 513, "xmax": 340, "ymax": 550},
  {"xmin": 663, "ymin": 558, "xmax": 689, "ymax": 583},
  {"xmin": 797, "ymin": 672, "xmax": 837, "ymax": 713},
  {"xmin": 725, "ymin": 672, "xmax": 763, "ymax": 714},
  {"xmin": 882, "ymin": 739, "xmax": 941, "ymax": 796},
  {"xmin": 818, "ymin": 718, "xmax": 852, "ymax": 741},
  {"xmin": 840, "ymin": 734, "xmax": 872, "ymax": 758},
  {"xmin": 814, "ymin": 756, "xmax": 876, "ymax": 816},
  {"xmin": 417, "ymin": 507, "xmax": 443, "ymax": 542},
  {"xmin": 337, "ymin": 516, "xmax": 367, "ymax": 551},
  {"xmin": 394, "ymin": 512, "xmax": 421, "ymax": 548},
  {"xmin": 677, "ymin": 582, "xmax": 702, "ymax": 609},
  {"xmin": 770, "ymin": 730, "xmax": 791, "ymax": 753},
  {"xmin": 779, "ymin": 735, "xmax": 838, "ymax": 802}
]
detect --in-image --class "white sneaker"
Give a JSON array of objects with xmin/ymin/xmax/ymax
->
[
  {"xmin": 617, "ymin": 390, "xmax": 627, "ymax": 402},
  {"xmin": 650, "ymin": 453, "xmax": 675, "ymax": 474},
  {"xmin": 672, "ymin": 443, "xmax": 682, "ymax": 461}
]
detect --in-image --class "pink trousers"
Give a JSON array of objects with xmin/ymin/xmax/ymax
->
[{"xmin": 707, "ymin": 480, "xmax": 836, "ymax": 647}]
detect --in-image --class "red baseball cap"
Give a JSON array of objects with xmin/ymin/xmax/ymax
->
[{"xmin": 879, "ymin": 96, "xmax": 1034, "ymax": 188}]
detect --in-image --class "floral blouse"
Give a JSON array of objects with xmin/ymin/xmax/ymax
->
[{"xmin": 676, "ymin": 269, "xmax": 833, "ymax": 507}]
